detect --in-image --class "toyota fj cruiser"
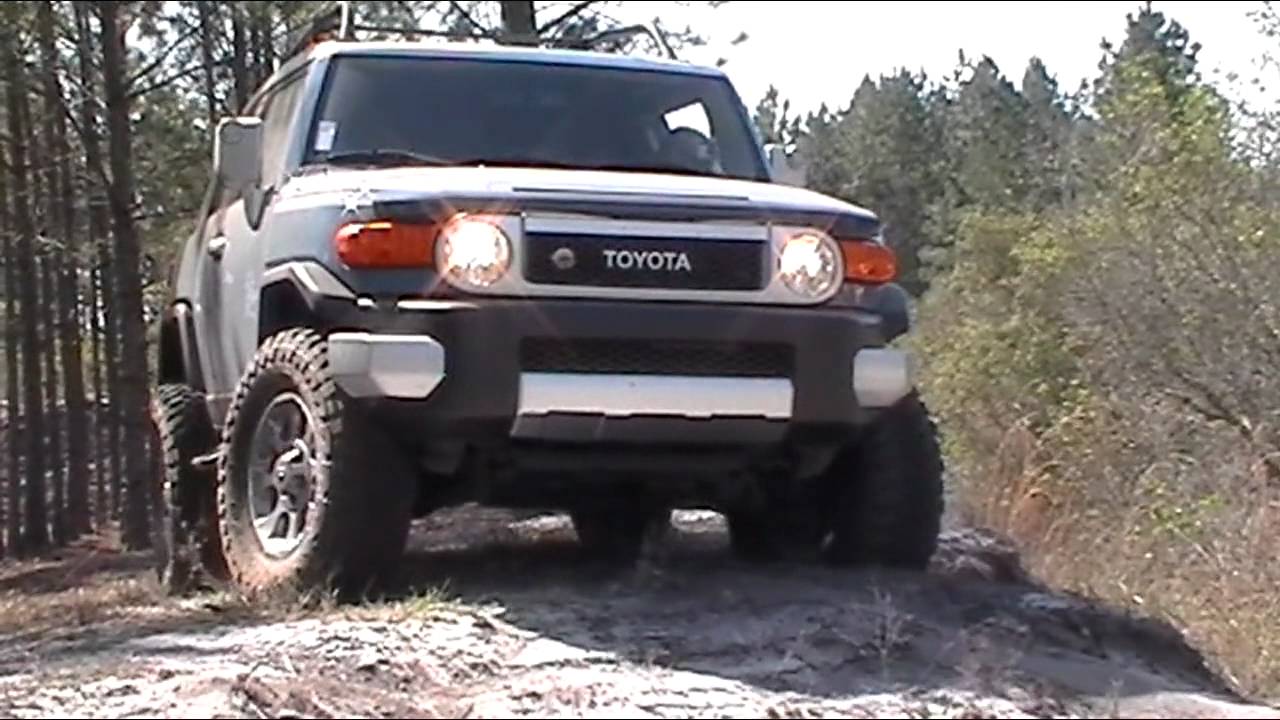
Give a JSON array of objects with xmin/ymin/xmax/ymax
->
[{"xmin": 151, "ymin": 6, "xmax": 944, "ymax": 597}]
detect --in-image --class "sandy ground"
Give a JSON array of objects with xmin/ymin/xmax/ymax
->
[{"xmin": 0, "ymin": 508, "xmax": 1276, "ymax": 719}]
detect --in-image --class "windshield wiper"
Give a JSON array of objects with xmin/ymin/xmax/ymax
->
[
  {"xmin": 584, "ymin": 162, "xmax": 723, "ymax": 178},
  {"xmin": 316, "ymin": 148, "xmax": 449, "ymax": 168},
  {"xmin": 441, "ymin": 158, "xmax": 723, "ymax": 177},
  {"xmin": 312, "ymin": 152, "xmax": 723, "ymax": 178},
  {"xmin": 315, "ymin": 151, "xmax": 548, "ymax": 170}
]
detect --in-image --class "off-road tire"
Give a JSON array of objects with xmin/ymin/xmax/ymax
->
[
  {"xmin": 822, "ymin": 391, "xmax": 945, "ymax": 569},
  {"xmin": 216, "ymin": 329, "xmax": 415, "ymax": 599},
  {"xmin": 151, "ymin": 382, "xmax": 227, "ymax": 594}
]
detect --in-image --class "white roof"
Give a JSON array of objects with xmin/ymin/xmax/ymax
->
[{"xmin": 300, "ymin": 37, "xmax": 727, "ymax": 79}]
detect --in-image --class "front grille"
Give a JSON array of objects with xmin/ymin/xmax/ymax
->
[
  {"xmin": 520, "ymin": 338, "xmax": 793, "ymax": 378},
  {"xmin": 522, "ymin": 232, "xmax": 766, "ymax": 291}
]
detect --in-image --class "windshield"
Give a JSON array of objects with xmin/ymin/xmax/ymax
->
[{"xmin": 304, "ymin": 54, "xmax": 768, "ymax": 181}]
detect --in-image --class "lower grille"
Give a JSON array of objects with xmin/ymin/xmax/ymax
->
[{"xmin": 520, "ymin": 338, "xmax": 793, "ymax": 378}]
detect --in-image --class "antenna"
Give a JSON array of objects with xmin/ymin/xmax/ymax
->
[
  {"xmin": 338, "ymin": 1, "xmax": 353, "ymax": 40},
  {"xmin": 650, "ymin": 19, "xmax": 678, "ymax": 60},
  {"xmin": 284, "ymin": 1, "xmax": 353, "ymax": 59}
]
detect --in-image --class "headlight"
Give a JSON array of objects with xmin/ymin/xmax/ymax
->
[
  {"xmin": 436, "ymin": 214, "xmax": 511, "ymax": 288},
  {"xmin": 777, "ymin": 232, "xmax": 840, "ymax": 298}
]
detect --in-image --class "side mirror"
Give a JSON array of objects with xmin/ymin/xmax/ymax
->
[
  {"xmin": 214, "ymin": 117, "xmax": 263, "ymax": 194},
  {"xmin": 765, "ymin": 144, "xmax": 805, "ymax": 187}
]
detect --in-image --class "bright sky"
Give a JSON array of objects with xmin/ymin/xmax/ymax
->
[{"xmin": 611, "ymin": 1, "xmax": 1277, "ymax": 115}]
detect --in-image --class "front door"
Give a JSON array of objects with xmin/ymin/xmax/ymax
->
[{"xmin": 193, "ymin": 72, "xmax": 307, "ymax": 417}]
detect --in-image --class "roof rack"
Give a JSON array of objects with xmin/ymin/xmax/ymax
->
[
  {"xmin": 560, "ymin": 22, "xmax": 679, "ymax": 59},
  {"xmin": 284, "ymin": 1, "xmax": 680, "ymax": 62},
  {"xmin": 283, "ymin": 2, "xmax": 353, "ymax": 59}
]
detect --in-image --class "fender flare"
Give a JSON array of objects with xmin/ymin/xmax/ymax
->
[
  {"xmin": 258, "ymin": 260, "xmax": 357, "ymax": 340},
  {"xmin": 158, "ymin": 300, "xmax": 206, "ymax": 392},
  {"xmin": 858, "ymin": 282, "xmax": 912, "ymax": 343}
]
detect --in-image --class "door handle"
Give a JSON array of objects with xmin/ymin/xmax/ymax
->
[{"xmin": 207, "ymin": 235, "xmax": 228, "ymax": 260}]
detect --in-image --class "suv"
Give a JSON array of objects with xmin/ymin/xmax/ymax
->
[{"xmin": 151, "ymin": 10, "xmax": 944, "ymax": 597}]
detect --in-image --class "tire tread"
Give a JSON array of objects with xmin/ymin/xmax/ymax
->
[
  {"xmin": 152, "ymin": 382, "xmax": 225, "ymax": 593},
  {"xmin": 824, "ymin": 391, "xmax": 945, "ymax": 569},
  {"xmin": 216, "ymin": 329, "xmax": 414, "ymax": 598}
]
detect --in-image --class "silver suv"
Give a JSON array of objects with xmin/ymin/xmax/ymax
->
[{"xmin": 151, "ymin": 9, "xmax": 944, "ymax": 597}]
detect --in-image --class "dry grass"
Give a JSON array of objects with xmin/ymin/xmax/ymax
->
[
  {"xmin": 0, "ymin": 575, "xmax": 163, "ymax": 634},
  {"xmin": 0, "ymin": 534, "xmax": 463, "ymax": 647},
  {"xmin": 228, "ymin": 655, "xmax": 470, "ymax": 719},
  {"xmin": 0, "ymin": 537, "xmax": 172, "ymax": 635},
  {"xmin": 947, "ymin": 415, "xmax": 1280, "ymax": 703}
]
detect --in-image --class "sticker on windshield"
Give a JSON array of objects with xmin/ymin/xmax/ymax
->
[{"xmin": 314, "ymin": 121, "xmax": 337, "ymax": 152}]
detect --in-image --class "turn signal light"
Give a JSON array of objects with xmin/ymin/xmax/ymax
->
[
  {"xmin": 335, "ymin": 221, "xmax": 437, "ymax": 268},
  {"xmin": 840, "ymin": 239, "xmax": 897, "ymax": 284}
]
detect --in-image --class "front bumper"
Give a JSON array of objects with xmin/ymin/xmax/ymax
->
[{"xmin": 322, "ymin": 297, "xmax": 912, "ymax": 444}]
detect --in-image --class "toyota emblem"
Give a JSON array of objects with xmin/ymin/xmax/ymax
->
[{"xmin": 551, "ymin": 247, "xmax": 576, "ymax": 270}]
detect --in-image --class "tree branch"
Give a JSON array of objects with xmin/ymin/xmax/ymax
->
[
  {"xmin": 395, "ymin": 1, "xmax": 424, "ymax": 24},
  {"xmin": 57, "ymin": 100, "xmax": 113, "ymax": 194},
  {"xmin": 125, "ymin": 23, "xmax": 203, "ymax": 89},
  {"xmin": 16, "ymin": 67, "xmax": 96, "ymax": 123},
  {"xmin": 538, "ymin": 0, "xmax": 600, "ymax": 34},
  {"xmin": 127, "ymin": 59, "xmax": 229, "ymax": 101},
  {"xmin": 448, "ymin": 0, "xmax": 488, "ymax": 34}
]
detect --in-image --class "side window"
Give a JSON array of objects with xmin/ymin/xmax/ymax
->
[{"xmin": 259, "ymin": 78, "xmax": 305, "ymax": 189}]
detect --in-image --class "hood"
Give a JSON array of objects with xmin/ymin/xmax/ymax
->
[{"xmin": 278, "ymin": 165, "xmax": 878, "ymax": 222}]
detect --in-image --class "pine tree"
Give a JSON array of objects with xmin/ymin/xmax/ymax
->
[
  {"xmin": 752, "ymin": 85, "xmax": 800, "ymax": 150},
  {"xmin": 1020, "ymin": 58, "xmax": 1075, "ymax": 209},
  {"xmin": 916, "ymin": 56, "xmax": 1034, "ymax": 281},
  {"xmin": 99, "ymin": 0, "xmax": 154, "ymax": 549},
  {"xmin": 38, "ymin": 0, "xmax": 91, "ymax": 539},
  {"xmin": 0, "ymin": 114, "xmax": 14, "ymax": 559},
  {"xmin": 3, "ymin": 15, "xmax": 49, "ymax": 552},
  {"xmin": 30, "ymin": 6, "xmax": 65, "ymax": 547},
  {"xmin": 73, "ymin": 0, "xmax": 120, "ymax": 529},
  {"xmin": 825, "ymin": 70, "xmax": 945, "ymax": 294},
  {"xmin": 1095, "ymin": 1, "xmax": 1202, "ymax": 110}
]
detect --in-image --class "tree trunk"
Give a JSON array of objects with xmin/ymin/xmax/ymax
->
[
  {"xmin": 28, "ymin": 57, "xmax": 65, "ymax": 548},
  {"xmin": 103, "ymin": 247, "xmax": 121, "ymax": 521},
  {"xmin": 253, "ymin": 4, "xmax": 274, "ymax": 86},
  {"xmin": 231, "ymin": 3, "xmax": 249, "ymax": 111},
  {"xmin": 40, "ymin": 253, "xmax": 64, "ymax": 544},
  {"xmin": 500, "ymin": 1, "xmax": 539, "ymax": 45},
  {"xmin": 249, "ymin": 5, "xmax": 266, "ymax": 90},
  {"xmin": 262, "ymin": 6, "xmax": 276, "ymax": 79},
  {"xmin": 99, "ymin": 0, "xmax": 153, "ymax": 550},
  {"xmin": 39, "ymin": 0, "xmax": 90, "ymax": 539},
  {"xmin": 75, "ymin": 0, "xmax": 120, "ymax": 528},
  {"xmin": 196, "ymin": 1, "xmax": 219, "ymax": 129},
  {"xmin": 36, "ymin": 169, "xmax": 65, "ymax": 548},
  {"xmin": 1, "ymin": 117, "xmax": 13, "ymax": 559},
  {"xmin": 5, "ymin": 23, "xmax": 50, "ymax": 553},
  {"xmin": 89, "ymin": 261, "xmax": 104, "ymax": 530}
]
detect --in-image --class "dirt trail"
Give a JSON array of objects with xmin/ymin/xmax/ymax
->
[{"xmin": 0, "ymin": 508, "xmax": 1276, "ymax": 719}]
